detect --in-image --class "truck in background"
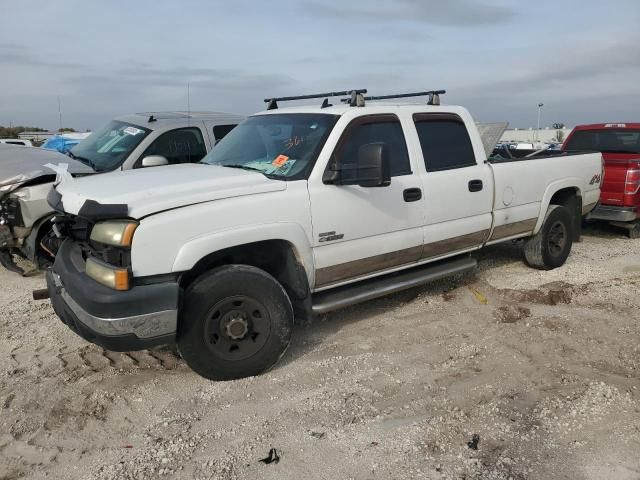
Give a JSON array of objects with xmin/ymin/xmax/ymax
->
[{"xmin": 562, "ymin": 123, "xmax": 640, "ymax": 238}]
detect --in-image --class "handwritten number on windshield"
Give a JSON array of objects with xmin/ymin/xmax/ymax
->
[{"xmin": 283, "ymin": 136, "xmax": 304, "ymax": 150}]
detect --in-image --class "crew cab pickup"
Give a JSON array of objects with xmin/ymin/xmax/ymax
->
[
  {"xmin": 0, "ymin": 111, "xmax": 244, "ymax": 274},
  {"xmin": 562, "ymin": 123, "xmax": 640, "ymax": 237},
  {"xmin": 40, "ymin": 90, "xmax": 603, "ymax": 380}
]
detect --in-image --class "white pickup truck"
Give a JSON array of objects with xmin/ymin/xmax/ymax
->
[{"xmin": 40, "ymin": 90, "xmax": 603, "ymax": 380}]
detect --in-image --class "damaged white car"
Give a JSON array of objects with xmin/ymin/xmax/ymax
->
[{"xmin": 0, "ymin": 111, "xmax": 244, "ymax": 274}]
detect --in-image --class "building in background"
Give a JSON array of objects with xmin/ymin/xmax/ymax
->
[{"xmin": 18, "ymin": 131, "xmax": 58, "ymax": 142}]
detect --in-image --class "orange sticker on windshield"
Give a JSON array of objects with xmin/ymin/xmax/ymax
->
[{"xmin": 272, "ymin": 154, "xmax": 289, "ymax": 167}]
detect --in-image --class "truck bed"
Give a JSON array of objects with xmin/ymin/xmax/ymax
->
[{"xmin": 487, "ymin": 151, "xmax": 602, "ymax": 242}]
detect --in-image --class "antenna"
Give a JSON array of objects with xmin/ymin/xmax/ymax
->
[
  {"xmin": 57, "ymin": 95, "xmax": 62, "ymax": 132},
  {"xmin": 187, "ymin": 82, "xmax": 191, "ymax": 127}
]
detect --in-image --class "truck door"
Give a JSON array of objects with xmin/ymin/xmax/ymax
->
[
  {"xmin": 308, "ymin": 114, "xmax": 426, "ymax": 289},
  {"xmin": 412, "ymin": 113, "xmax": 493, "ymax": 258}
]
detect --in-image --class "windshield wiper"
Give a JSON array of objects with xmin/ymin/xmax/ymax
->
[
  {"xmin": 220, "ymin": 163, "xmax": 281, "ymax": 180},
  {"xmin": 220, "ymin": 164, "xmax": 264, "ymax": 172},
  {"xmin": 67, "ymin": 151, "xmax": 99, "ymax": 171}
]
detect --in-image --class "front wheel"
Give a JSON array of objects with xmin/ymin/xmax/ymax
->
[
  {"xmin": 523, "ymin": 205, "xmax": 574, "ymax": 270},
  {"xmin": 177, "ymin": 265, "xmax": 293, "ymax": 381}
]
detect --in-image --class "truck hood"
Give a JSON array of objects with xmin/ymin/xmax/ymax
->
[
  {"xmin": 54, "ymin": 163, "xmax": 288, "ymax": 219},
  {"xmin": 0, "ymin": 145, "xmax": 93, "ymax": 198}
]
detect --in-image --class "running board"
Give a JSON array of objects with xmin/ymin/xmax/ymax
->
[{"xmin": 311, "ymin": 255, "xmax": 477, "ymax": 315}]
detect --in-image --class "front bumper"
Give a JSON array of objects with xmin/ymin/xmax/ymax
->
[
  {"xmin": 586, "ymin": 204, "xmax": 638, "ymax": 223},
  {"xmin": 47, "ymin": 240, "xmax": 179, "ymax": 351}
]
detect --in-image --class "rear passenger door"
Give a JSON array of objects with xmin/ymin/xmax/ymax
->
[
  {"xmin": 309, "ymin": 114, "xmax": 426, "ymax": 289},
  {"xmin": 413, "ymin": 114, "xmax": 493, "ymax": 258}
]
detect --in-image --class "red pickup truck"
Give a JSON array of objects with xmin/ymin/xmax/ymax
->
[{"xmin": 563, "ymin": 123, "xmax": 640, "ymax": 238}]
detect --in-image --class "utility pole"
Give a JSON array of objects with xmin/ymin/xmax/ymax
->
[{"xmin": 536, "ymin": 103, "xmax": 544, "ymax": 142}]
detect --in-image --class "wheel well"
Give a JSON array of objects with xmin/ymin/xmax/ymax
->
[
  {"xmin": 550, "ymin": 187, "xmax": 580, "ymax": 208},
  {"xmin": 549, "ymin": 187, "xmax": 582, "ymax": 241},
  {"xmin": 24, "ymin": 214, "xmax": 56, "ymax": 262},
  {"xmin": 180, "ymin": 240, "xmax": 312, "ymax": 321}
]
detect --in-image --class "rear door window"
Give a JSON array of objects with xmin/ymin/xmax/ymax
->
[
  {"xmin": 414, "ymin": 114, "xmax": 477, "ymax": 171},
  {"xmin": 213, "ymin": 124, "xmax": 237, "ymax": 143}
]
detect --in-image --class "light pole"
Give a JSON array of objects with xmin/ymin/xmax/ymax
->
[{"xmin": 536, "ymin": 103, "xmax": 544, "ymax": 142}]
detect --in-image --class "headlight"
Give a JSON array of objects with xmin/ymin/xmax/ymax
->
[
  {"xmin": 90, "ymin": 221, "xmax": 138, "ymax": 247},
  {"xmin": 85, "ymin": 257, "xmax": 130, "ymax": 290}
]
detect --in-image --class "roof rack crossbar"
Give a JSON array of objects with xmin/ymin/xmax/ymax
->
[
  {"xmin": 265, "ymin": 89, "xmax": 367, "ymax": 110},
  {"xmin": 340, "ymin": 90, "xmax": 446, "ymax": 105}
]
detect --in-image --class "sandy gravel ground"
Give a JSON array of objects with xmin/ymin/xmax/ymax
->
[{"xmin": 1, "ymin": 224, "xmax": 639, "ymax": 480}]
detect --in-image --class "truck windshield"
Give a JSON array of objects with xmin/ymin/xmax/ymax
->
[
  {"xmin": 565, "ymin": 129, "xmax": 640, "ymax": 154},
  {"xmin": 201, "ymin": 113, "xmax": 338, "ymax": 180},
  {"xmin": 69, "ymin": 121, "xmax": 151, "ymax": 172}
]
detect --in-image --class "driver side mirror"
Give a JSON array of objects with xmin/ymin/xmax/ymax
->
[
  {"xmin": 355, "ymin": 143, "xmax": 391, "ymax": 187},
  {"xmin": 141, "ymin": 155, "xmax": 169, "ymax": 167},
  {"xmin": 326, "ymin": 142, "xmax": 391, "ymax": 187}
]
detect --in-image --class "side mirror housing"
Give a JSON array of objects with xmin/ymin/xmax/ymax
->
[
  {"xmin": 141, "ymin": 155, "xmax": 169, "ymax": 167},
  {"xmin": 355, "ymin": 142, "xmax": 391, "ymax": 187},
  {"xmin": 323, "ymin": 142, "xmax": 392, "ymax": 187}
]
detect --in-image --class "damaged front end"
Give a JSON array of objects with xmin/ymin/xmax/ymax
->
[
  {"xmin": 0, "ymin": 191, "xmax": 27, "ymax": 274},
  {"xmin": 0, "ymin": 145, "xmax": 94, "ymax": 274}
]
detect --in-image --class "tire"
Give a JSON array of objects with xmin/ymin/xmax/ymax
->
[
  {"xmin": 523, "ymin": 205, "xmax": 574, "ymax": 270},
  {"xmin": 177, "ymin": 264, "xmax": 293, "ymax": 381},
  {"xmin": 628, "ymin": 222, "xmax": 640, "ymax": 239}
]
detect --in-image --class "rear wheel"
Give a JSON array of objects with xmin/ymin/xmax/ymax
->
[
  {"xmin": 523, "ymin": 205, "xmax": 574, "ymax": 270},
  {"xmin": 627, "ymin": 222, "xmax": 640, "ymax": 239},
  {"xmin": 177, "ymin": 264, "xmax": 293, "ymax": 380}
]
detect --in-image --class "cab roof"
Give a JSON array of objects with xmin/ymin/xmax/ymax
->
[{"xmin": 115, "ymin": 111, "xmax": 246, "ymax": 130}]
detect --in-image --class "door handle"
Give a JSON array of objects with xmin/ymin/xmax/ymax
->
[
  {"xmin": 403, "ymin": 188, "xmax": 422, "ymax": 202},
  {"xmin": 468, "ymin": 180, "xmax": 483, "ymax": 192}
]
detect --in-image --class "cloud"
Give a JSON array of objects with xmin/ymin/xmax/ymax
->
[
  {"xmin": 448, "ymin": 36, "xmax": 640, "ymax": 126},
  {"xmin": 112, "ymin": 63, "xmax": 295, "ymax": 90},
  {"xmin": 0, "ymin": 43, "xmax": 82, "ymax": 69},
  {"xmin": 302, "ymin": 0, "xmax": 515, "ymax": 26},
  {"xmin": 457, "ymin": 36, "xmax": 640, "ymax": 99}
]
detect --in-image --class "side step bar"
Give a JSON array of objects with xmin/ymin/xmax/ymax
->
[{"xmin": 311, "ymin": 255, "xmax": 477, "ymax": 315}]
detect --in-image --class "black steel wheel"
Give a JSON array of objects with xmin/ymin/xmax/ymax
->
[
  {"xmin": 547, "ymin": 220, "xmax": 568, "ymax": 257},
  {"xmin": 524, "ymin": 204, "xmax": 574, "ymax": 270},
  {"xmin": 203, "ymin": 295, "xmax": 271, "ymax": 361},
  {"xmin": 177, "ymin": 265, "xmax": 293, "ymax": 380}
]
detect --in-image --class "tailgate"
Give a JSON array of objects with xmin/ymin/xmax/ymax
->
[{"xmin": 601, "ymin": 156, "xmax": 640, "ymax": 207}]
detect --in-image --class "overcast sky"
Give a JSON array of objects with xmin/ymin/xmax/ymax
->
[{"xmin": 1, "ymin": 0, "xmax": 639, "ymax": 130}]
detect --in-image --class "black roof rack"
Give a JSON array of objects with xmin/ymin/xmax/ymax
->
[
  {"xmin": 264, "ymin": 89, "xmax": 367, "ymax": 110},
  {"xmin": 340, "ymin": 90, "xmax": 446, "ymax": 106}
]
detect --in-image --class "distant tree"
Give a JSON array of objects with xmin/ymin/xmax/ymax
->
[
  {"xmin": 556, "ymin": 130, "xmax": 565, "ymax": 143},
  {"xmin": 58, "ymin": 127, "xmax": 76, "ymax": 133},
  {"xmin": 0, "ymin": 125, "xmax": 49, "ymax": 138}
]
